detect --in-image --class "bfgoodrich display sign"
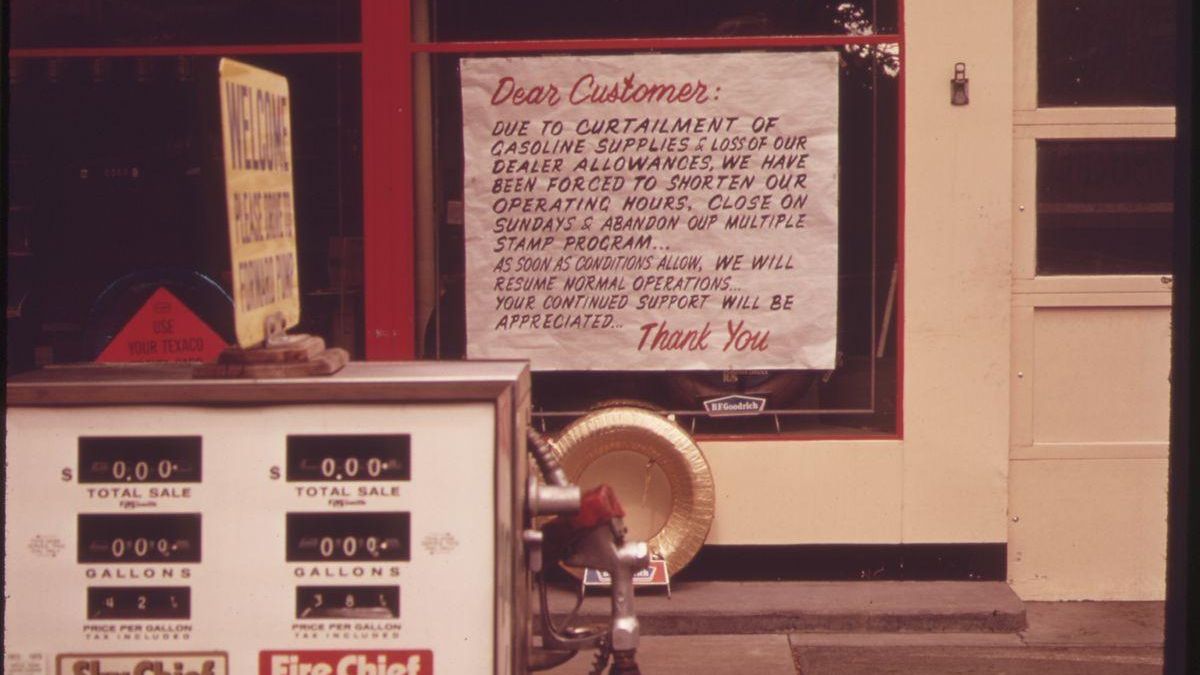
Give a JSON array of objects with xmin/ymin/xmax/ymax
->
[{"xmin": 461, "ymin": 52, "xmax": 839, "ymax": 371}]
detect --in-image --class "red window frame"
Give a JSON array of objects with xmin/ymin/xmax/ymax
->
[
  {"xmin": 9, "ymin": 1, "xmax": 906, "ymax": 439},
  {"xmin": 379, "ymin": 1, "xmax": 907, "ymax": 439}
]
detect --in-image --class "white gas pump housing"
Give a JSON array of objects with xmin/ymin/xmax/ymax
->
[{"xmin": 4, "ymin": 361, "xmax": 531, "ymax": 675}]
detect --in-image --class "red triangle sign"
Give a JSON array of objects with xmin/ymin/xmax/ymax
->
[{"xmin": 96, "ymin": 287, "xmax": 229, "ymax": 363}]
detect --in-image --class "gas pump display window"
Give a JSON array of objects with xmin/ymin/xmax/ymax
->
[
  {"xmin": 77, "ymin": 513, "xmax": 202, "ymax": 564},
  {"xmin": 285, "ymin": 512, "xmax": 411, "ymax": 562},
  {"xmin": 78, "ymin": 436, "xmax": 202, "ymax": 484},
  {"xmin": 286, "ymin": 435, "xmax": 411, "ymax": 482},
  {"xmin": 296, "ymin": 585, "xmax": 400, "ymax": 619},
  {"xmin": 87, "ymin": 586, "xmax": 191, "ymax": 621}
]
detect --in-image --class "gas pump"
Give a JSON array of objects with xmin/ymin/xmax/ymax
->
[{"xmin": 3, "ymin": 361, "xmax": 650, "ymax": 675}]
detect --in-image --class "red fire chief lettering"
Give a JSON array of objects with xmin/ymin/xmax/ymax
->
[{"xmin": 260, "ymin": 651, "xmax": 430, "ymax": 675}]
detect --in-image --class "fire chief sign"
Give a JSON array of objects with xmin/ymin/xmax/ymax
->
[
  {"xmin": 218, "ymin": 58, "xmax": 300, "ymax": 347},
  {"xmin": 259, "ymin": 650, "xmax": 431, "ymax": 674},
  {"xmin": 460, "ymin": 52, "xmax": 840, "ymax": 371}
]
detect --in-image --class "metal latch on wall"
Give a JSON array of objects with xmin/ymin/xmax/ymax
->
[{"xmin": 951, "ymin": 62, "xmax": 969, "ymax": 106}]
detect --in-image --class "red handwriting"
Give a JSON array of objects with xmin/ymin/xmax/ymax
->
[
  {"xmin": 723, "ymin": 320, "xmax": 770, "ymax": 351},
  {"xmin": 490, "ymin": 76, "xmax": 562, "ymax": 106},
  {"xmin": 638, "ymin": 321, "xmax": 712, "ymax": 351},
  {"xmin": 569, "ymin": 73, "xmax": 711, "ymax": 105},
  {"xmin": 489, "ymin": 73, "xmax": 712, "ymax": 107}
]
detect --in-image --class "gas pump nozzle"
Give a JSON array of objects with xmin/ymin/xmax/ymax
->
[
  {"xmin": 556, "ymin": 487, "xmax": 650, "ymax": 660},
  {"xmin": 526, "ymin": 430, "xmax": 648, "ymax": 674}
]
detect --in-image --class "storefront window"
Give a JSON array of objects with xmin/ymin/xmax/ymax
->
[
  {"xmin": 413, "ymin": 3, "xmax": 902, "ymax": 436},
  {"xmin": 7, "ymin": 1, "xmax": 901, "ymax": 438},
  {"xmin": 6, "ymin": 6, "xmax": 365, "ymax": 374}
]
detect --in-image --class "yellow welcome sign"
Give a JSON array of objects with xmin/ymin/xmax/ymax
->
[{"xmin": 218, "ymin": 58, "xmax": 300, "ymax": 347}]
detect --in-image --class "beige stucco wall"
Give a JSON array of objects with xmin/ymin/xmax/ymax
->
[
  {"xmin": 701, "ymin": 0, "xmax": 1014, "ymax": 547},
  {"xmin": 699, "ymin": 1, "xmax": 1171, "ymax": 602}
]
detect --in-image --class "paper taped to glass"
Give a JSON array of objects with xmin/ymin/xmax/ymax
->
[{"xmin": 461, "ymin": 52, "xmax": 839, "ymax": 370}]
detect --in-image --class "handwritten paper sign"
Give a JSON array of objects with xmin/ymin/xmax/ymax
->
[
  {"xmin": 461, "ymin": 52, "xmax": 839, "ymax": 370},
  {"xmin": 218, "ymin": 58, "xmax": 300, "ymax": 347}
]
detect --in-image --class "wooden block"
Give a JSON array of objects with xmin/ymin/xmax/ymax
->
[
  {"xmin": 216, "ymin": 335, "xmax": 326, "ymax": 365},
  {"xmin": 193, "ymin": 348, "xmax": 349, "ymax": 379}
]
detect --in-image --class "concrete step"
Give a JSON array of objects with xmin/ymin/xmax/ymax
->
[
  {"xmin": 543, "ymin": 580, "xmax": 1027, "ymax": 635},
  {"xmin": 543, "ymin": 600, "xmax": 1165, "ymax": 674}
]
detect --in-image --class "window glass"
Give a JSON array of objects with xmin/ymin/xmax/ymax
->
[
  {"xmin": 419, "ymin": 46, "xmax": 899, "ymax": 435},
  {"xmin": 1037, "ymin": 0, "xmax": 1175, "ymax": 107},
  {"xmin": 421, "ymin": 0, "xmax": 898, "ymax": 41},
  {"xmin": 1036, "ymin": 140, "xmax": 1173, "ymax": 275},
  {"xmin": 5, "ymin": 55, "xmax": 364, "ymax": 373},
  {"xmin": 9, "ymin": 0, "xmax": 361, "ymax": 48}
]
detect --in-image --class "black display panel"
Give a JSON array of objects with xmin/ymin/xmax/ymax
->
[
  {"xmin": 286, "ymin": 512, "xmax": 410, "ymax": 562},
  {"xmin": 78, "ymin": 514, "xmax": 202, "ymax": 564},
  {"xmin": 296, "ymin": 585, "xmax": 400, "ymax": 619},
  {"xmin": 78, "ymin": 436, "xmax": 202, "ymax": 484},
  {"xmin": 287, "ymin": 435, "xmax": 411, "ymax": 482},
  {"xmin": 87, "ymin": 586, "xmax": 191, "ymax": 620}
]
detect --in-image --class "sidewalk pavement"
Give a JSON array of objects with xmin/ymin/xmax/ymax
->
[
  {"xmin": 543, "ymin": 581, "xmax": 1027, "ymax": 634},
  {"xmin": 787, "ymin": 601, "xmax": 1164, "ymax": 675},
  {"xmin": 543, "ymin": 582, "xmax": 1164, "ymax": 674}
]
